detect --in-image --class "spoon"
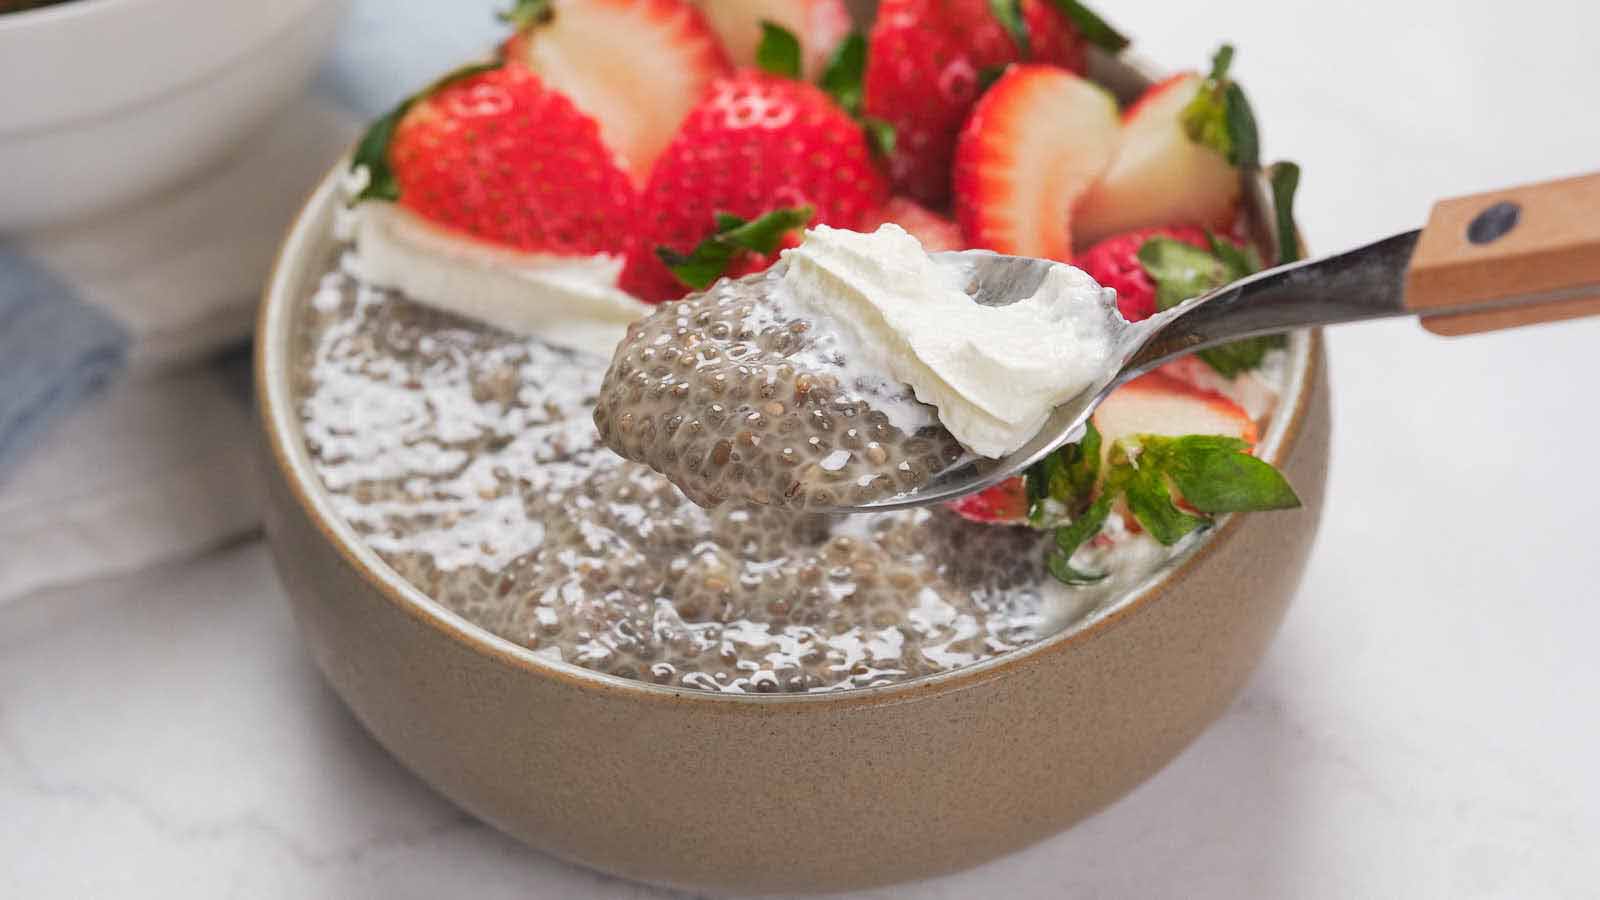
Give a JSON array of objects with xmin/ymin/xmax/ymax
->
[{"xmin": 821, "ymin": 171, "xmax": 1600, "ymax": 514}]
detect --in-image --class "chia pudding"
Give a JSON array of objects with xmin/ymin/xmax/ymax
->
[
  {"xmin": 294, "ymin": 257, "xmax": 1202, "ymax": 694},
  {"xmin": 594, "ymin": 265, "xmax": 967, "ymax": 509}
]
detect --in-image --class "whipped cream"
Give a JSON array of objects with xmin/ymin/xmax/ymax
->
[
  {"xmin": 780, "ymin": 224, "xmax": 1118, "ymax": 458},
  {"xmin": 348, "ymin": 203, "xmax": 651, "ymax": 358}
]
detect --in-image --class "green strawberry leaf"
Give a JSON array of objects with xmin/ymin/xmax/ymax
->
[
  {"xmin": 1223, "ymin": 81, "xmax": 1260, "ymax": 169},
  {"xmin": 756, "ymin": 21, "xmax": 803, "ymax": 80},
  {"xmin": 1046, "ymin": 0, "xmax": 1130, "ymax": 53},
  {"xmin": 862, "ymin": 116, "xmax": 897, "ymax": 158},
  {"xmin": 977, "ymin": 64, "xmax": 1010, "ymax": 93},
  {"xmin": 1180, "ymin": 44, "xmax": 1258, "ymax": 168},
  {"xmin": 1039, "ymin": 430, "xmax": 1299, "ymax": 586},
  {"xmin": 658, "ymin": 206, "xmax": 814, "ymax": 290},
  {"xmin": 816, "ymin": 30, "xmax": 893, "ymax": 157},
  {"xmin": 1119, "ymin": 446, "xmax": 1206, "ymax": 546},
  {"xmin": 1207, "ymin": 232, "xmax": 1261, "ymax": 277},
  {"xmin": 820, "ymin": 31, "xmax": 867, "ymax": 115},
  {"xmin": 1026, "ymin": 420, "xmax": 1102, "ymax": 525},
  {"xmin": 1270, "ymin": 161, "xmax": 1303, "ymax": 265},
  {"xmin": 350, "ymin": 61, "xmax": 503, "ymax": 205},
  {"xmin": 1196, "ymin": 334, "xmax": 1287, "ymax": 378},
  {"xmin": 1137, "ymin": 237, "xmax": 1232, "ymax": 312},
  {"xmin": 988, "ymin": 0, "xmax": 1030, "ymax": 56},
  {"xmin": 1137, "ymin": 233, "xmax": 1285, "ymax": 378},
  {"xmin": 1045, "ymin": 491, "xmax": 1116, "ymax": 585},
  {"xmin": 1158, "ymin": 435, "xmax": 1301, "ymax": 513},
  {"xmin": 499, "ymin": 0, "xmax": 552, "ymax": 29}
]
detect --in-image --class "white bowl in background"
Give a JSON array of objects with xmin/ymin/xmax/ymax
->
[{"xmin": 0, "ymin": 0, "xmax": 345, "ymax": 232}]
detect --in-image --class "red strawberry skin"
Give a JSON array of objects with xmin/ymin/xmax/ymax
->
[
  {"xmin": 620, "ymin": 70, "xmax": 890, "ymax": 302},
  {"xmin": 389, "ymin": 64, "xmax": 637, "ymax": 257},
  {"xmin": 948, "ymin": 475, "xmax": 1030, "ymax": 525},
  {"xmin": 863, "ymin": 0, "xmax": 1086, "ymax": 207},
  {"xmin": 1074, "ymin": 225, "xmax": 1210, "ymax": 322}
]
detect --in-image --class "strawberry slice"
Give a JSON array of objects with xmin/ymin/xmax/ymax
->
[
  {"xmin": 863, "ymin": 196, "xmax": 965, "ymax": 252},
  {"xmin": 689, "ymin": 0, "xmax": 853, "ymax": 79},
  {"xmin": 1074, "ymin": 224, "xmax": 1210, "ymax": 322},
  {"xmin": 619, "ymin": 70, "xmax": 889, "ymax": 302},
  {"xmin": 1073, "ymin": 55, "xmax": 1248, "ymax": 246},
  {"xmin": 1092, "ymin": 371, "xmax": 1258, "ymax": 449},
  {"xmin": 862, "ymin": 0, "xmax": 1088, "ymax": 207},
  {"xmin": 503, "ymin": 0, "xmax": 729, "ymax": 182},
  {"xmin": 948, "ymin": 475, "xmax": 1029, "ymax": 525},
  {"xmin": 361, "ymin": 62, "xmax": 637, "ymax": 258},
  {"xmin": 952, "ymin": 65, "xmax": 1119, "ymax": 261}
]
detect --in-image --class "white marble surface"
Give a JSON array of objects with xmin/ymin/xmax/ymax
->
[{"xmin": 5, "ymin": 1, "xmax": 1600, "ymax": 897}]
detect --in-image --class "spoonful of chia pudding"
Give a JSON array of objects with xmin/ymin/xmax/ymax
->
[{"xmin": 596, "ymin": 173, "xmax": 1600, "ymax": 514}]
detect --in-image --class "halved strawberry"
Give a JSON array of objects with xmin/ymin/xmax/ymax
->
[
  {"xmin": 1157, "ymin": 355, "xmax": 1279, "ymax": 421},
  {"xmin": 948, "ymin": 475, "xmax": 1029, "ymax": 524},
  {"xmin": 346, "ymin": 62, "xmax": 650, "ymax": 351},
  {"xmin": 689, "ymin": 0, "xmax": 853, "ymax": 79},
  {"xmin": 1074, "ymin": 224, "xmax": 1210, "ymax": 322},
  {"xmin": 863, "ymin": 196, "xmax": 965, "ymax": 251},
  {"xmin": 1073, "ymin": 71, "xmax": 1241, "ymax": 246},
  {"xmin": 619, "ymin": 70, "xmax": 889, "ymax": 302},
  {"xmin": 503, "ymin": 0, "xmax": 729, "ymax": 182},
  {"xmin": 863, "ymin": 0, "xmax": 1088, "ymax": 207},
  {"xmin": 952, "ymin": 65, "xmax": 1119, "ymax": 262},
  {"xmin": 1092, "ymin": 371, "xmax": 1258, "ymax": 449},
  {"xmin": 362, "ymin": 62, "xmax": 637, "ymax": 258}
]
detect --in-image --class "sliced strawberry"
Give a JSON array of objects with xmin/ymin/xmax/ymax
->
[
  {"xmin": 1073, "ymin": 72, "xmax": 1241, "ymax": 246},
  {"xmin": 1157, "ymin": 355, "xmax": 1279, "ymax": 421},
  {"xmin": 863, "ymin": 196, "xmax": 965, "ymax": 251},
  {"xmin": 503, "ymin": 0, "xmax": 729, "ymax": 182},
  {"xmin": 948, "ymin": 475, "xmax": 1029, "ymax": 525},
  {"xmin": 620, "ymin": 70, "xmax": 889, "ymax": 302},
  {"xmin": 372, "ymin": 63, "xmax": 636, "ymax": 257},
  {"xmin": 689, "ymin": 0, "xmax": 853, "ymax": 79},
  {"xmin": 952, "ymin": 65, "xmax": 1119, "ymax": 261},
  {"xmin": 1092, "ymin": 371, "xmax": 1258, "ymax": 450},
  {"xmin": 863, "ymin": 0, "xmax": 1087, "ymax": 207},
  {"xmin": 1074, "ymin": 224, "xmax": 1209, "ymax": 322}
]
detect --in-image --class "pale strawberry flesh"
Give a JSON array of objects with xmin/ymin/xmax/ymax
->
[
  {"xmin": 690, "ymin": 0, "xmax": 852, "ymax": 78},
  {"xmin": 1093, "ymin": 371, "xmax": 1259, "ymax": 448},
  {"xmin": 506, "ymin": 0, "xmax": 729, "ymax": 182},
  {"xmin": 952, "ymin": 65, "xmax": 1119, "ymax": 261},
  {"xmin": 1073, "ymin": 72, "xmax": 1241, "ymax": 246}
]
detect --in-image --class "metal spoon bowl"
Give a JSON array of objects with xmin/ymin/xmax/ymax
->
[{"xmin": 813, "ymin": 230, "xmax": 1429, "ymax": 514}]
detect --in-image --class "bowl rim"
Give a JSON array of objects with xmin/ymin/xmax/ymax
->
[
  {"xmin": 0, "ymin": 0, "xmax": 331, "ymax": 134},
  {"xmin": 256, "ymin": 170, "xmax": 1321, "ymax": 711}
]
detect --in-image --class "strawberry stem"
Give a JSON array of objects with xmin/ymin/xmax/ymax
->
[
  {"xmin": 499, "ymin": 0, "xmax": 552, "ymax": 30},
  {"xmin": 756, "ymin": 22, "xmax": 803, "ymax": 79},
  {"xmin": 657, "ymin": 206, "xmax": 814, "ymax": 290},
  {"xmin": 1046, "ymin": 0, "xmax": 1130, "ymax": 53},
  {"xmin": 350, "ymin": 60, "xmax": 503, "ymax": 205}
]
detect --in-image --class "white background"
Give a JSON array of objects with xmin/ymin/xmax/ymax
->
[{"xmin": 4, "ymin": 1, "xmax": 1599, "ymax": 897}]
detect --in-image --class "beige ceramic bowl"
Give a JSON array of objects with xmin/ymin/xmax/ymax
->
[{"xmin": 256, "ymin": 55, "xmax": 1330, "ymax": 895}]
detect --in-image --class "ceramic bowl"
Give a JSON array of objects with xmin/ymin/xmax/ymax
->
[
  {"xmin": 0, "ymin": 0, "xmax": 344, "ymax": 232},
  {"xmin": 255, "ymin": 54, "xmax": 1330, "ymax": 896}
]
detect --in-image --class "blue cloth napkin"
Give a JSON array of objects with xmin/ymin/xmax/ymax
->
[{"xmin": 0, "ymin": 248, "xmax": 129, "ymax": 479}]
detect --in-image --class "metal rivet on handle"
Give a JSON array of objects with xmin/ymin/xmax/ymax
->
[{"xmin": 1467, "ymin": 201, "xmax": 1521, "ymax": 245}]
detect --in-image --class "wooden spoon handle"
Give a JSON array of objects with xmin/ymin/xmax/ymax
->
[{"xmin": 1404, "ymin": 172, "xmax": 1600, "ymax": 335}]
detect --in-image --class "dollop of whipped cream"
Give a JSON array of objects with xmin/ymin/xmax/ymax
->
[
  {"xmin": 347, "ymin": 203, "xmax": 650, "ymax": 358},
  {"xmin": 780, "ymin": 224, "xmax": 1118, "ymax": 458}
]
